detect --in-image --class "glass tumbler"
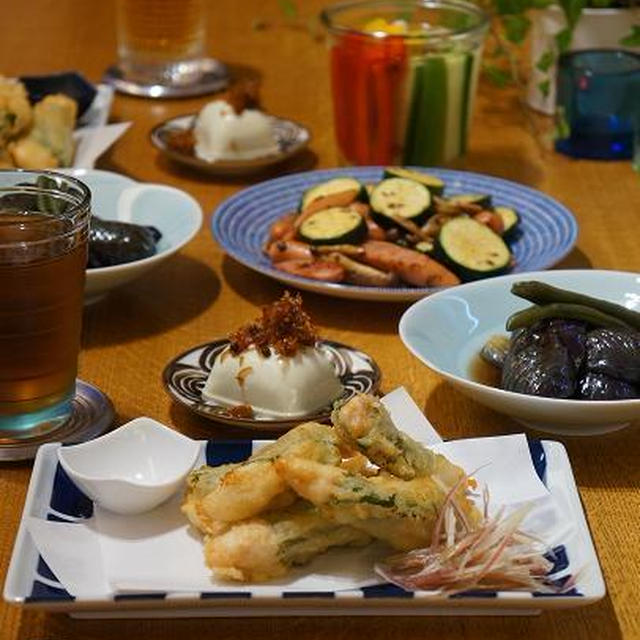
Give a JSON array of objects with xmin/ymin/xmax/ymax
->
[
  {"xmin": 116, "ymin": 0, "xmax": 207, "ymax": 86},
  {"xmin": 555, "ymin": 49, "xmax": 640, "ymax": 160},
  {"xmin": 0, "ymin": 171, "xmax": 90, "ymax": 438},
  {"xmin": 321, "ymin": 0, "xmax": 489, "ymax": 166}
]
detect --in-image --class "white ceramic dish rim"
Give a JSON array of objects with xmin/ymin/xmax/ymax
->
[
  {"xmin": 399, "ymin": 269, "xmax": 640, "ymax": 410},
  {"xmin": 56, "ymin": 419, "xmax": 200, "ymax": 489},
  {"xmin": 60, "ymin": 168, "xmax": 203, "ymax": 275}
]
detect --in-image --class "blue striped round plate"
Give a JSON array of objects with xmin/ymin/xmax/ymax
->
[{"xmin": 211, "ymin": 167, "xmax": 578, "ymax": 302}]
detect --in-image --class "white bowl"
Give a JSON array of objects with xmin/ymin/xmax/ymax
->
[
  {"xmin": 62, "ymin": 169, "xmax": 202, "ymax": 303},
  {"xmin": 399, "ymin": 270, "xmax": 640, "ymax": 436},
  {"xmin": 57, "ymin": 417, "xmax": 200, "ymax": 514}
]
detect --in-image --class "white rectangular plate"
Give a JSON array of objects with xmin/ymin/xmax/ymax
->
[{"xmin": 3, "ymin": 438, "xmax": 605, "ymax": 618}]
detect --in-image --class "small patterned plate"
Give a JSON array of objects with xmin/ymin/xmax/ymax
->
[
  {"xmin": 150, "ymin": 114, "xmax": 311, "ymax": 176},
  {"xmin": 162, "ymin": 339, "xmax": 381, "ymax": 431}
]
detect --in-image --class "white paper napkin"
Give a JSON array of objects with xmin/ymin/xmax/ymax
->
[
  {"xmin": 25, "ymin": 388, "xmax": 564, "ymax": 598},
  {"xmin": 72, "ymin": 122, "xmax": 131, "ymax": 169}
]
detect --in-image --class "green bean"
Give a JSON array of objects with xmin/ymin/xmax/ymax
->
[
  {"xmin": 511, "ymin": 281, "xmax": 640, "ymax": 331},
  {"xmin": 506, "ymin": 303, "xmax": 634, "ymax": 332}
]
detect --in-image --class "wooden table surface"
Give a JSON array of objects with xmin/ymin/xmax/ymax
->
[{"xmin": 2, "ymin": 1, "xmax": 639, "ymax": 638}]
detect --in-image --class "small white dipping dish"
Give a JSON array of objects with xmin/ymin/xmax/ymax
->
[
  {"xmin": 399, "ymin": 270, "xmax": 640, "ymax": 436},
  {"xmin": 57, "ymin": 418, "xmax": 200, "ymax": 515}
]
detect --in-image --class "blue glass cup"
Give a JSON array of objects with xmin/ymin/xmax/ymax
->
[{"xmin": 555, "ymin": 49, "xmax": 640, "ymax": 160}]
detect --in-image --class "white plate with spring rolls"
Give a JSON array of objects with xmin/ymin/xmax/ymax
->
[
  {"xmin": 211, "ymin": 167, "xmax": 578, "ymax": 302},
  {"xmin": 4, "ymin": 392, "xmax": 604, "ymax": 618}
]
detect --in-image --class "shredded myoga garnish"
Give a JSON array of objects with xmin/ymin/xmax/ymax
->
[{"xmin": 376, "ymin": 481, "xmax": 575, "ymax": 594}]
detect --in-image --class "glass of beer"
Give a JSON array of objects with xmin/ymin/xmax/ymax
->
[
  {"xmin": 0, "ymin": 171, "xmax": 90, "ymax": 438},
  {"xmin": 116, "ymin": 0, "xmax": 208, "ymax": 87}
]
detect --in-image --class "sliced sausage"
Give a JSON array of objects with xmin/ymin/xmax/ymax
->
[{"xmin": 361, "ymin": 240, "xmax": 460, "ymax": 287}]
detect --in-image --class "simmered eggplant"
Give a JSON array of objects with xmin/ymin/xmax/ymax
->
[
  {"xmin": 545, "ymin": 319, "xmax": 587, "ymax": 370},
  {"xmin": 501, "ymin": 323, "xmax": 577, "ymax": 398},
  {"xmin": 87, "ymin": 216, "xmax": 162, "ymax": 268},
  {"xmin": 585, "ymin": 328, "xmax": 640, "ymax": 384},
  {"xmin": 578, "ymin": 373, "xmax": 638, "ymax": 401}
]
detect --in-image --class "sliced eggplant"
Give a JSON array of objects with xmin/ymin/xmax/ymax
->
[
  {"xmin": 448, "ymin": 193, "xmax": 493, "ymax": 209},
  {"xmin": 435, "ymin": 216, "xmax": 511, "ymax": 281},
  {"xmin": 494, "ymin": 206, "xmax": 520, "ymax": 239},
  {"xmin": 370, "ymin": 177, "xmax": 432, "ymax": 229},
  {"xmin": 297, "ymin": 207, "xmax": 367, "ymax": 246},
  {"xmin": 300, "ymin": 177, "xmax": 366, "ymax": 211},
  {"xmin": 383, "ymin": 167, "xmax": 445, "ymax": 196}
]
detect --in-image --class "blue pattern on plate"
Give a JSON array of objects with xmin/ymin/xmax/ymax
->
[
  {"xmin": 546, "ymin": 545, "xmax": 570, "ymax": 573},
  {"xmin": 533, "ymin": 576, "xmax": 580, "ymax": 597},
  {"xmin": 37, "ymin": 557, "xmax": 59, "ymax": 582},
  {"xmin": 450, "ymin": 590, "xmax": 498, "ymax": 599},
  {"xmin": 200, "ymin": 591, "xmax": 252, "ymax": 599},
  {"xmin": 28, "ymin": 439, "xmax": 578, "ymax": 603},
  {"xmin": 27, "ymin": 581, "xmax": 74, "ymax": 602},
  {"xmin": 49, "ymin": 462, "xmax": 93, "ymax": 519},
  {"xmin": 206, "ymin": 440, "xmax": 254, "ymax": 465},
  {"xmin": 114, "ymin": 593, "xmax": 167, "ymax": 601},
  {"xmin": 362, "ymin": 584, "xmax": 414, "ymax": 599},
  {"xmin": 211, "ymin": 167, "xmax": 578, "ymax": 300},
  {"xmin": 527, "ymin": 438, "xmax": 547, "ymax": 485},
  {"xmin": 282, "ymin": 591, "xmax": 336, "ymax": 599}
]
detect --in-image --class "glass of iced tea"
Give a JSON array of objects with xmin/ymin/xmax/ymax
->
[
  {"xmin": 0, "ymin": 171, "xmax": 90, "ymax": 438},
  {"xmin": 115, "ymin": 0, "xmax": 214, "ymax": 90},
  {"xmin": 321, "ymin": 0, "xmax": 489, "ymax": 166}
]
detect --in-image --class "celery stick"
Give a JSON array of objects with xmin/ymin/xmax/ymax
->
[
  {"xmin": 402, "ymin": 62, "xmax": 425, "ymax": 164},
  {"xmin": 414, "ymin": 56, "xmax": 448, "ymax": 165},
  {"xmin": 443, "ymin": 53, "xmax": 468, "ymax": 162}
]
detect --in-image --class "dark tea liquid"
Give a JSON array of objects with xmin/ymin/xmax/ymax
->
[{"xmin": 0, "ymin": 212, "xmax": 86, "ymax": 419}]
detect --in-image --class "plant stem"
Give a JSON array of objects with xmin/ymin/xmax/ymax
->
[{"xmin": 488, "ymin": 21, "xmax": 548, "ymax": 154}]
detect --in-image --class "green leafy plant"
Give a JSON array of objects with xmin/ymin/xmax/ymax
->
[{"xmin": 477, "ymin": 0, "xmax": 638, "ymax": 94}]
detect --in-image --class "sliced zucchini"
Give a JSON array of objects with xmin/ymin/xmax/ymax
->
[
  {"xmin": 494, "ymin": 206, "xmax": 520, "ymax": 239},
  {"xmin": 300, "ymin": 177, "xmax": 366, "ymax": 211},
  {"xmin": 297, "ymin": 207, "xmax": 367, "ymax": 246},
  {"xmin": 448, "ymin": 193, "xmax": 493, "ymax": 209},
  {"xmin": 435, "ymin": 216, "xmax": 512, "ymax": 281},
  {"xmin": 370, "ymin": 177, "xmax": 432, "ymax": 229},
  {"xmin": 383, "ymin": 167, "xmax": 445, "ymax": 196}
]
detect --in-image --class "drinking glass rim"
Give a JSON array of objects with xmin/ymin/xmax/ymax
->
[
  {"xmin": 320, "ymin": 0, "xmax": 490, "ymax": 41},
  {"xmin": 558, "ymin": 49, "xmax": 640, "ymax": 76},
  {"xmin": 0, "ymin": 168, "xmax": 91, "ymax": 249}
]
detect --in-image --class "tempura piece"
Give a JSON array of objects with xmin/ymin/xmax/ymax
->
[
  {"xmin": 205, "ymin": 502, "xmax": 371, "ymax": 582},
  {"xmin": 8, "ymin": 136, "xmax": 58, "ymax": 169},
  {"xmin": 254, "ymin": 420, "xmax": 341, "ymax": 462},
  {"xmin": 182, "ymin": 421, "xmax": 342, "ymax": 532},
  {"xmin": 332, "ymin": 393, "xmax": 464, "ymax": 488},
  {"xmin": 28, "ymin": 94, "xmax": 77, "ymax": 166},
  {"xmin": 0, "ymin": 147, "xmax": 13, "ymax": 169},
  {"xmin": 199, "ymin": 458, "xmax": 297, "ymax": 524},
  {"xmin": 0, "ymin": 76, "xmax": 32, "ymax": 144},
  {"xmin": 276, "ymin": 456, "xmax": 480, "ymax": 551},
  {"xmin": 182, "ymin": 463, "xmax": 239, "ymax": 535}
]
